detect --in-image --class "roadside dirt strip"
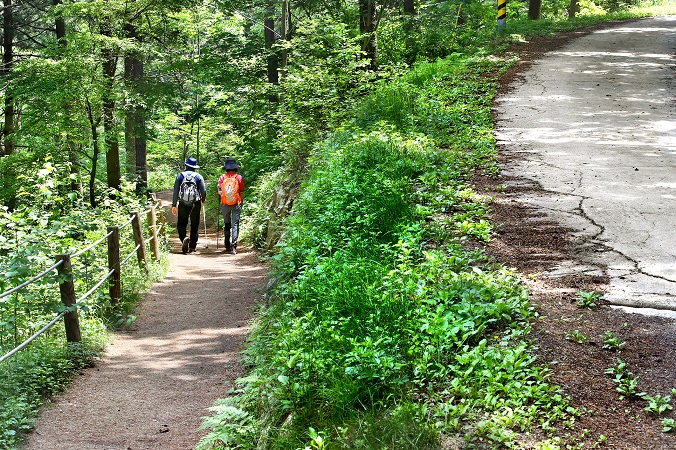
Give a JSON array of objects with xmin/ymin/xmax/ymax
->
[
  {"xmin": 494, "ymin": 15, "xmax": 676, "ymax": 315},
  {"xmin": 23, "ymin": 204, "xmax": 268, "ymax": 449}
]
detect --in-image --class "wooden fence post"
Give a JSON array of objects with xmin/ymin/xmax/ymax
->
[
  {"xmin": 147, "ymin": 205, "xmax": 161, "ymax": 261},
  {"xmin": 57, "ymin": 254, "xmax": 81, "ymax": 343},
  {"xmin": 107, "ymin": 226, "xmax": 121, "ymax": 305},
  {"xmin": 131, "ymin": 211, "xmax": 148, "ymax": 273}
]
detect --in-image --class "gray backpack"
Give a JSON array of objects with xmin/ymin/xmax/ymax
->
[{"xmin": 178, "ymin": 172, "xmax": 200, "ymax": 204}]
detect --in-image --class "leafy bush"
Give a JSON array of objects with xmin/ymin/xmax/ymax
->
[
  {"xmin": 199, "ymin": 48, "xmax": 573, "ymax": 449},
  {"xmin": 199, "ymin": 3, "xmax": 676, "ymax": 449}
]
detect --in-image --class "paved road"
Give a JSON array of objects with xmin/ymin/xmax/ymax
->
[{"xmin": 495, "ymin": 16, "xmax": 676, "ymax": 314}]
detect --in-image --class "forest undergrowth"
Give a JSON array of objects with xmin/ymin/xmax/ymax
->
[{"xmin": 197, "ymin": 6, "xmax": 676, "ymax": 448}]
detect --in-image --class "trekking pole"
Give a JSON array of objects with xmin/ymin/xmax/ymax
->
[
  {"xmin": 216, "ymin": 210, "xmax": 220, "ymax": 250},
  {"xmin": 202, "ymin": 204, "xmax": 209, "ymax": 249}
]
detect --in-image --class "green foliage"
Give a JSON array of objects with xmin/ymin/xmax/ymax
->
[
  {"xmin": 643, "ymin": 393, "xmax": 672, "ymax": 416},
  {"xmin": 576, "ymin": 291, "xmax": 601, "ymax": 309},
  {"xmin": 601, "ymin": 330, "xmax": 625, "ymax": 351},
  {"xmin": 663, "ymin": 418, "xmax": 676, "ymax": 433},
  {"xmin": 199, "ymin": 34, "xmax": 574, "ymax": 448},
  {"xmin": 605, "ymin": 358, "xmax": 645, "ymax": 400},
  {"xmin": 565, "ymin": 330, "xmax": 590, "ymax": 344},
  {"xmin": 0, "ymin": 160, "xmax": 169, "ymax": 447},
  {"xmin": 0, "ymin": 322, "xmax": 107, "ymax": 449},
  {"xmin": 2, "ymin": 0, "xmax": 670, "ymax": 448}
]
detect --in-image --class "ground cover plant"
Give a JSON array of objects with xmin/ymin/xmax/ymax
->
[
  {"xmin": 198, "ymin": 2, "xmax": 676, "ymax": 449},
  {"xmin": 198, "ymin": 40, "xmax": 575, "ymax": 450}
]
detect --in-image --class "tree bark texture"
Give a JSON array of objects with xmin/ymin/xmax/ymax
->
[
  {"xmin": 102, "ymin": 27, "xmax": 121, "ymax": 194},
  {"xmin": 568, "ymin": 0, "xmax": 579, "ymax": 19},
  {"xmin": 53, "ymin": 0, "xmax": 83, "ymax": 197},
  {"xmin": 124, "ymin": 20, "xmax": 147, "ymax": 194},
  {"xmin": 85, "ymin": 97, "xmax": 100, "ymax": 207},
  {"xmin": 3, "ymin": 0, "xmax": 15, "ymax": 156},
  {"xmin": 264, "ymin": 17, "xmax": 279, "ymax": 86},
  {"xmin": 359, "ymin": 0, "xmax": 378, "ymax": 69},
  {"xmin": 529, "ymin": 0, "xmax": 542, "ymax": 20}
]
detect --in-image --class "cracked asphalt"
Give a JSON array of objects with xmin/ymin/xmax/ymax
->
[{"xmin": 495, "ymin": 16, "xmax": 676, "ymax": 314}]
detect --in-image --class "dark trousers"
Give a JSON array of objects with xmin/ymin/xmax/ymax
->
[{"xmin": 177, "ymin": 201, "xmax": 201, "ymax": 249}]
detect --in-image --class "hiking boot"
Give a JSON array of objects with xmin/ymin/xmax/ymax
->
[
  {"xmin": 182, "ymin": 238, "xmax": 190, "ymax": 254},
  {"xmin": 189, "ymin": 248, "xmax": 196, "ymax": 253},
  {"xmin": 231, "ymin": 247, "xmax": 237, "ymax": 255}
]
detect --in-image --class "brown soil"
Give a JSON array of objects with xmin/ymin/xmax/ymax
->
[
  {"xmin": 484, "ymin": 22, "xmax": 676, "ymax": 449},
  {"xmin": 22, "ymin": 194, "xmax": 268, "ymax": 450}
]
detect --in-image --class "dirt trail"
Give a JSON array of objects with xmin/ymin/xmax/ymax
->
[{"xmin": 22, "ymin": 193, "xmax": 268, "ymax": 450}]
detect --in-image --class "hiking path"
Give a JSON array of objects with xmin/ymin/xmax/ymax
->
[{"xmin": 22, "ymin": 190, "xmax": 268, "ymax": 450}]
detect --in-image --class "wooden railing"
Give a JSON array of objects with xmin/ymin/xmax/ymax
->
[{"xmin": 0, "ymin": 203, "xmax": 166, "ymax": 364}]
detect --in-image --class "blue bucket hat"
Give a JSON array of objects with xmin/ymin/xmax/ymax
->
[{"xmin": 184, "ymin": 157, "xmax": 199, "ymax": 169}]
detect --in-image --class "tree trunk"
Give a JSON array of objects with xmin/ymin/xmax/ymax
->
[
  {"xmin": 102, "ymin": 27, "xmax": 121, "ymax": 194},
  {"xmin": 280, "ymin": 0, "xmax": 290, "ymax": 70},
  {"xmin": 404, "ymin": 0, "xmax": 414, "ymax": 14},
  {"xmin": 124, "ymin": 57, "xmax": 136, "ymax": 180},
  {"xmin": 53, "ymin": 0, "xmax": 83, "ymax": 198},
  {"xmin": 124, "ymin": 20, "xmax": 147, "ymax": 195},
  {"xmin": 264, "ymin": 17, "xmax": 278, "ymax": 85},
  {"xmin": 568, "ymin": 0, "xmax": 578, "ymax": 19},
  {"xmin": 359, "ymin": 0, "xmax": 378, "ymax": 69},
  {"xmin": 54, "ymin": 0, "xmax": 66, "ymax": 46},
  {"xmin": 2, "ymin": 0, "xmax": 15, "ymax": 156},
  {"xmin": 132, "ymin": 58, "xmax": 146, "ymax": 195},
  {"xmin": 529, "ymin": 0, "xmax": 542, "ymax": 20},
  {"xmin": 85, "ymin": 97, "xmax": 99, "ymax": 207}
]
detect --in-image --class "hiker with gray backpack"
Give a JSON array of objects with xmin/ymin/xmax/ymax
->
[{"xmin": 171, "ymin": 157, "xmax": 207, "ymax": 254}]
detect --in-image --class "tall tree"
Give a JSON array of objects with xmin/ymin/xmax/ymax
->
[
  {"xmin": 264, "ymin": 2, "xmax": 279, "ymax": 87},
  {"xmin": 569, "ymin": 0, "xmax": 579, "ymax": 19},
  {"xmin": 53, "ymin": 0, "xmax": 84, "ymax": 197},
  {"xmin": 529, "ymin": 0, "xmax": 542, "ymax": 20},
  {"xmin": 101, "ymin": 26, "xmax": 121, "ymax": 194},
  {"xmin": 124, "ymin": 18, "xmax": 147, "ymax": 194},
  {"xmin": 359, "ymin": 0, "xmax": 378, "ymax": 68},
  {"xmin": 2, "ymin": 0, "xmax": 15, "ymax": 156}
]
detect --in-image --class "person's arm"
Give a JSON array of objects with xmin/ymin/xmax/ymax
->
[
  {"xmin": 238, "ymin": 175, "xmax": 245, "ymax": 201},
  {"xmin": 199, "ymin": 174, "xmax": 207, "ymax": 203},
  {"xmin": 171, "ymin": 173, "xmax": 183, "ymax": 215},
  {"xmin": 216, "ymin": 174, "xmax": 224, "ymax": 198}
]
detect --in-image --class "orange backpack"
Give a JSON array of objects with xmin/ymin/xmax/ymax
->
[{"xmin": 220, "ymin": 174, "xmax": 241, "ymax": 205}]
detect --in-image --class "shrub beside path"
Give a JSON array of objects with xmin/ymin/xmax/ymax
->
[{"xmin": 23, "ymin": 194, "xmax": 268, "ymax": 450}]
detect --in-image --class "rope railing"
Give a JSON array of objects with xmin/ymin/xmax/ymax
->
[
  {"xmin": 77, "ymin": 269, "xmax": 116, "ymax": 303},
  {"xmin": 120, "ymin": 215, "xmax": 135, "ymax": 229},
  {"xmin": 120, "ymin": 244, "xmax": 142, "ymax": 266},
  {"xmin": 72, "ymin": 229, "xmax": 115, "ymax": 259},
  {"xmin": 0, "ymin": 202, "xmax": 166, "ymax": 364},
  {"xmin": 0, "ymin": 259, "xmax": 64, "ymax": 301},
  {"xmin": 0, "ymin": 310, "xmax": 68, "ymax": 364}
]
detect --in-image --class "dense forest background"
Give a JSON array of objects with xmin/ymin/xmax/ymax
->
[{"xmin": 0, "ymin": 0, "xmax": 641, "ymax": 207}]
